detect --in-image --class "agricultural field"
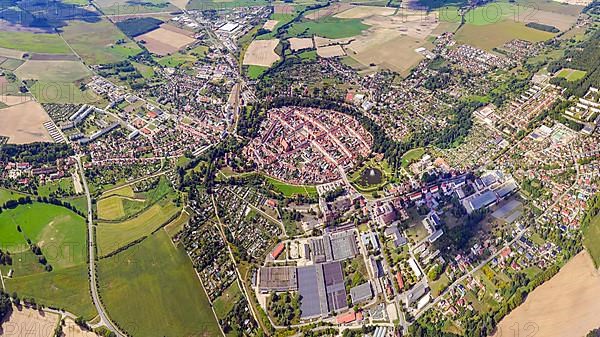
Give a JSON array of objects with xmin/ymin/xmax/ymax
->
[
  {"xmin": 164, "ymin": 211, "xmax": 190, "ymax": 238},
  {"xmin": 61, "ymin": 19, "xmax": 143, "ymax": 65},
  {"xmin": 287, "ymin": 17, "xmax": 369, "ymax": 39},
  {"xmin": 14, "ymin": 60, "xmax": 92, "ymax": 82},
  {"xmin": 493, "ymin": 251, "xmax": 600, "ymax": 337},
  {"xmin": 583, "ymin": 214, "xmax": 600, "ymax": 268},
  {"xmin": 0, "ymin": 32, "xmax": 72, "ymax": 54},
  {"xmin": 93, "ymin": 0, "xmax": 178, "ymax": 15},
  {"xmin": 135, "ymin": 24, "xmax": 196, "ymax": 56},
  {"xmin": 0, "ymin": 100, "xmax": 53, "ymax": 144},
  {"xmin": 289, "ymin": 37, "xmax": 314, "ymax": 51},
  {"xmin": 556, "ymin": 68, "xmax": 587, "ymax": 82},
  {"xmin": 455, "ymin": 20, "xmax": 555, "ymax": 51},
  {"xmin": 96, "ymin": 198, "xmax": 181, "ymax": 256},
  {"xmin": 316, "ymin": 44, "xmax": 346, "ymax": 58},
  {"xmin": 0, "ymin": 203, "xmax": 96, "ymax": 318},
  {"xmin": 242, "ymin": 39, "xmax": 281, "ymax": 67},
  {"xmin": 97, "ymin": 230, "xmax": 221, "ymax": 337},
  {"xmin": 28, "ymin": 81, "xmax": 100, "ymax": 104}
]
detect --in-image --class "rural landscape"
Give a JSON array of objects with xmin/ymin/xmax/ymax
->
[{"xmin": 0, "ymin": 0, "xmax": 598, "ymax": 336}]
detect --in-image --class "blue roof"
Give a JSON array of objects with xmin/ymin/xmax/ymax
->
[{"xmin": 470, "ymin": 191, "xmax": 497, "ymax": 210}]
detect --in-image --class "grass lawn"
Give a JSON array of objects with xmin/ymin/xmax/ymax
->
[
  {"xmin": 401, "ymin": 148, "xmax": 425, "ymax": 168},
  {"xmin": 287, "ymin": 17, "xmax": 369, "ymax": 39},
  {"xmin": 37, "ymin": 177, "xmax": 75, "ymax": 197},
  {"xmin": 583, "ymin": 214, "xmax": 600, "ymax": 268},
  {"xmin": 556, "ymin": 68, "xmax": 587, "ymax": 82},
  {"xmin": 61, "ymin": 19, "xmax": 142, "ymax": 65},
  {"xmin": 264, "ymin": 175, "xmax": 317, "ymax": 198},
  {"xmin": 0, "ymin": 188, "xmax": 27, "ymax": 205},
  {"xmin": 298, "ymin": 50, "xmax": 317, "ymax": 60},
  {"xmin": 132, "ymin": 62, "xmax": 155, "ymax": 79},
  {"xmin": 0, "ymin": 32, "xmax": 72, "ymax": 54},
  {"xmin": 247, "ymin": 65, "xmax": 268, "ymax": 79},
  {"xmin": 212, "ymin": 282, "xmax": 243, "ymax": 319},
  {"xmin": 97, "ymin": 230, "xmax": 220, "ymax": 337},
  {"xmin": 156, "ymin": 53, "xmax": 196, "ymax": 68},
  {"xmin": 96, "ymin": 199, "xmax": 181, "ymax": 256}
]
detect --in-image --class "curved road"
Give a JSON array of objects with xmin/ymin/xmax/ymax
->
[{"xmin": 76, "ymin": 156, "xmax": 125, "ymax": 337}]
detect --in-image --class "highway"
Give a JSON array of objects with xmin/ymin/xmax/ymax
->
[{"xmin": 76, "ymin": 155, "xmax": 126, "ymax": 337}]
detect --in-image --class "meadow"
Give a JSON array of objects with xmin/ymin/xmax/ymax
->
[
  {"xmin": 15, "ymin": 60, "xmax": 92, "ymax": 83},
  {"xmin": 455, "ymin": 20, "xmax": 554, "ymax": 51},
  {"xmin": 0, "ymin": 32, "xmax": 72, "ymax": 54},
  {"xmin": 29, "ymin": 81, "xmax": 100, "ymax": 104},
  {"xmin": 97, "ymin": 230, "xmax": 221, "ymax": 337},
  {"xmin": 265, "ymin": 176, "xmax": 318, "ymax": 198},
  {"xmin": 212, "ymin": 282, "xmax": 243, "ymax": 319},
  {"xmin": 287, "ymin": 17, "xmax": 369, "ymax": 39},
  {"xmin": 583, "ymin": 214, "xmax": 600, "ymax": 268},
  {"xmin": 0, "ymin": 187, "xmax": 26, "ymax": 205},
  {"xmin": 96, "ymin": 199, "xmax": 181, "ymax": 256},
  {"xmin": 61, "ymin": 19, "xmax": 143, "ymax": 65},
  {"xmin": 246, "ymin": 65, "xmax": 268, "ymax": 79},
  {"xmin": 0, "ymin": 203, "xmax": 95, "ymax": 319}
]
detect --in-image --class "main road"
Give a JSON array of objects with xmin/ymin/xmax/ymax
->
[{"xmin": 75, "ymin": 155, "xmax": 125, "ymax": 337}]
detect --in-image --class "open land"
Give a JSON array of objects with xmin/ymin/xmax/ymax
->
[
  {"xmin": 455, "ymin": 20, "xmax": 555, "ymax": 51},
  {"xmin": 61, "ymin": 19, "xmax": 143, "ymax": 65},
  {"xmin": 0, "ymin": 32, "xmax": 72, "ymax": 54},
  {"xmin": 97, "ymin": 230, "xmax": 221, "ymax": 337},
  {"xmin": 135, "ymin": 24, "xmax": 196, "ymax": 56},
  {"xmin": 289, "ymin": 37, "xmax": 314, "ymax": 51},
  {"xmin": 0, "ymin": 306, "xmax": 59, "ymax": 337},
  {"xmin": 263, "ymin": 19, "xmax": 279, "ymax": 31},
  {"xmin": 493, "ymin": 251, "xmax": 600, "ymax": 337},
  {"xmin": 316, "ymin": 44, "xmax": 346, "ymax": 58},
  {"xmin": 0, "ymin": 100, "xmax": 53, "ymax": 143},
  {"xmin": 14, "ymin": 60, "xmax": 92, "ymax": 82},
  {"xmin": 242, "ymin": 39, "xmax": 280, "ymax": 67}
]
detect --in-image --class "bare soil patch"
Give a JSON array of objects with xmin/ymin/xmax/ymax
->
[
  {"xmin": 334, "ymin": 5, "xmax": 397, "ymax": 19},
  {"xmin": 263, "ymin": 20, "xmax": 279, "ymax": 31},
  {"xmin": 0, "ymin": 306, "xmax": 59, "ymax": 337},
  {"xmin": 0, "ymin": 46, "xmax": 24, "ymax": 59},
  {"xmin": 316, "ymin": 45, "xmax": 346, "ymax": 58},
  {"xmin": 0, "ymin": 94, "xmax": 31, "ymax": 106},
  {"xmin": 0, "ymin": 100, "xmax": 53, "ymax": 143},
  {"xmin": 63, "ymin": 318, "xmax": 100, "ymax": 337},
  {"xmin": 492, "ymin": 251, "xmax": 600, "ymax": 337},
  {"xmin": 135, "ymin": 24, "xmax": 196, "ymax": 55},
  {"xmin": 305, "ymin": 3, "xmax": 353, "ymax": 20},
  {"xmin": 274, "ymin": 4, "xmax": 294, "ymax": 14},
  {"xmin": 242, "ymin": 39, "xmax": 280, "ymax": 67},
  {"xmin": 289, "ymin": 37, "xmax": 314, "ymax": 51}
]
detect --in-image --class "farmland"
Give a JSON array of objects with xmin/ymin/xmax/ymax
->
[
  {"xmin": 61, "ymin": 19, "xmax": 143, "ymax": 65},
  {"xmin": 135, "ymin": 24, "xmax": 196, "ymax": 56},
  {"xmin": 287, "ymin": 17, "xmax": 369, "ymax": 39},
  {"xmin": 93, "ymin": 0, "xmax": 178, "ymax": 15},
  {"xmin": 455, "ymin": 20, "xmax": 555, "ymax": 51},
  {"xmin": 97, "ymin": 230, "xmax": 221, "ymax": 337},
  {"xmin": 493, "ymin": 251, "xmax": 600, "ymax": 337},
  {"xmin": 0, "ymin": 203, "xmax": 96, "ymax": 319},
  {"xmin": 28, "ymin": 81, "xmax": 100, "ymax": 104},
  {"xmin": 583, "ymin": 213, "xmax": 600, "ymax": 268},
  {"xmin": 96, "ymin": 198, "xmax": 181, "ymax": 256},
  {"xmin": 15, "ymin": 60, "xmax": 92, "ymax": 82},
  {"xmin": 0, "ymin": 100, "xmax": 53, "ymax": 144},
  {"xmin": 0, "ymin": 32, "xmax": 72, "ymax": 54},
  {"xmin": 242, "ymin": 39, "xmax": 280, "ymax": 67}
]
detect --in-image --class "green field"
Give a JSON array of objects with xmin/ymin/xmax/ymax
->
[
  {"xmin": 62, "ymin": 19, "xmax": 143, "ymax": 65},
  {"xmin": 97, "ymin": 230, "xmax": 221, "ymax": 337},
  {"xmin": 556, "ymin": 68, "xmax": 587, "ymax": 82},
  {"xmin": 156, "ymin": 53, "xmax": 197, "ymax": 67},
  {"xmin": 247, "ymin": 65, "xmax": 268, "ymax": 79},
  {"xmin": 401, "ymin": 147, "xmax": 425, "ymax": 168},
  {"xmin": 37, "ymin": 177, "xmax": 75, "ymax": 197},
  {"xmin": 0, "ymin": 188, "xmax": 27, "ymax": 205},
  {"xmin": 132, "ymin": 61, "xmax": 155, "ymax": 78},
  {"xmin": 164, "ymin": 211, "xmax": 190, "ymax": 238},
  {"xmin": 15, "ymin": 60, "xmax": 92, "ymax": 82},
  {"xmin": 455, "ymin": 20, "xmax": 555, "ymax": 51},
  {"xmin": 93, "ymin": 0, "xmax": 178, "ymax": 15},
  {"xmin": 101, "ymin": 185, "xmax": 135, "ymax": 198},
  {"xmin": 583, "ymin": 214, "xmax": 600, "ymax": 268},
  {"xmin": 212, "ymin": 282, "xmax": 243, "ymax": 319},
  {"xmin": 0, "ymin": 203, "xmax": 95, "ymax": 318},
  {"xmin": 28, "ymin": 81, "xmax": 100, "ymax": 104},
  {"xmin": 0, "ymin": 32, "xmax": 72, "ymax": 54},
  {"xmin": 264, "ymin": 175, "xmax": 317, "ymax": 198},
  {"xmin": 96, "ymin": 199, "xmax": 181, "ymax": 256},
  {"xmin": 287, "ymin": 17, "xmax": 369, "ymax": 39}
]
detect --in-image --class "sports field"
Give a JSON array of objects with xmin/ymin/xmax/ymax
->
[
  {"xmin": 96, "ymin": 200, "xmax": 181, "ymax": 256},
  {"xmin": 97, "ymin": 230, "xmax": 221, "ymax": 337},
  {"xmin": 61, "ymin": 19, "xmax": 143, "ymax": 65},
  {"xmin": 556, "ymin": 68, "xmax": 587, "ymax": 82}
]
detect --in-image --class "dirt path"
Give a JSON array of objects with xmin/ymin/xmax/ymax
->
[{"xmin": 492, "ymin": 251, "xmax": 600, "ymax": 337}]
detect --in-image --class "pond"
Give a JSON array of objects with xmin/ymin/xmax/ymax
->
[{"xmin": 357, "ymin": 167, "xmax": 382, "ymax": 186}]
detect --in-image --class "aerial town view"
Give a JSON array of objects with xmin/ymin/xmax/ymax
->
[{"xmin": 0, "ymin": 0, "xmax": 598, "ymax": 335}]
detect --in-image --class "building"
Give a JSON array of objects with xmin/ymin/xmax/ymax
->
[
  {"xmin": 310, "ymin": 231, "xmax": 358, "ymax": 263},
  {"xmin": 257, "ymin": 266, "xmax": 297, "ymax": 293},
  {"xmin": 298, "ymin": 262, "xmax": 348, "ymax": 319},
  {"xmin": 350, "ymin": 282, "xmax": 373, "ymax": 304}
]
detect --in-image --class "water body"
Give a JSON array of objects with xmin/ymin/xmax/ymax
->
[{"xmin": 358, "ymin": 167, "xmax": 383, "ymax": 186}]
